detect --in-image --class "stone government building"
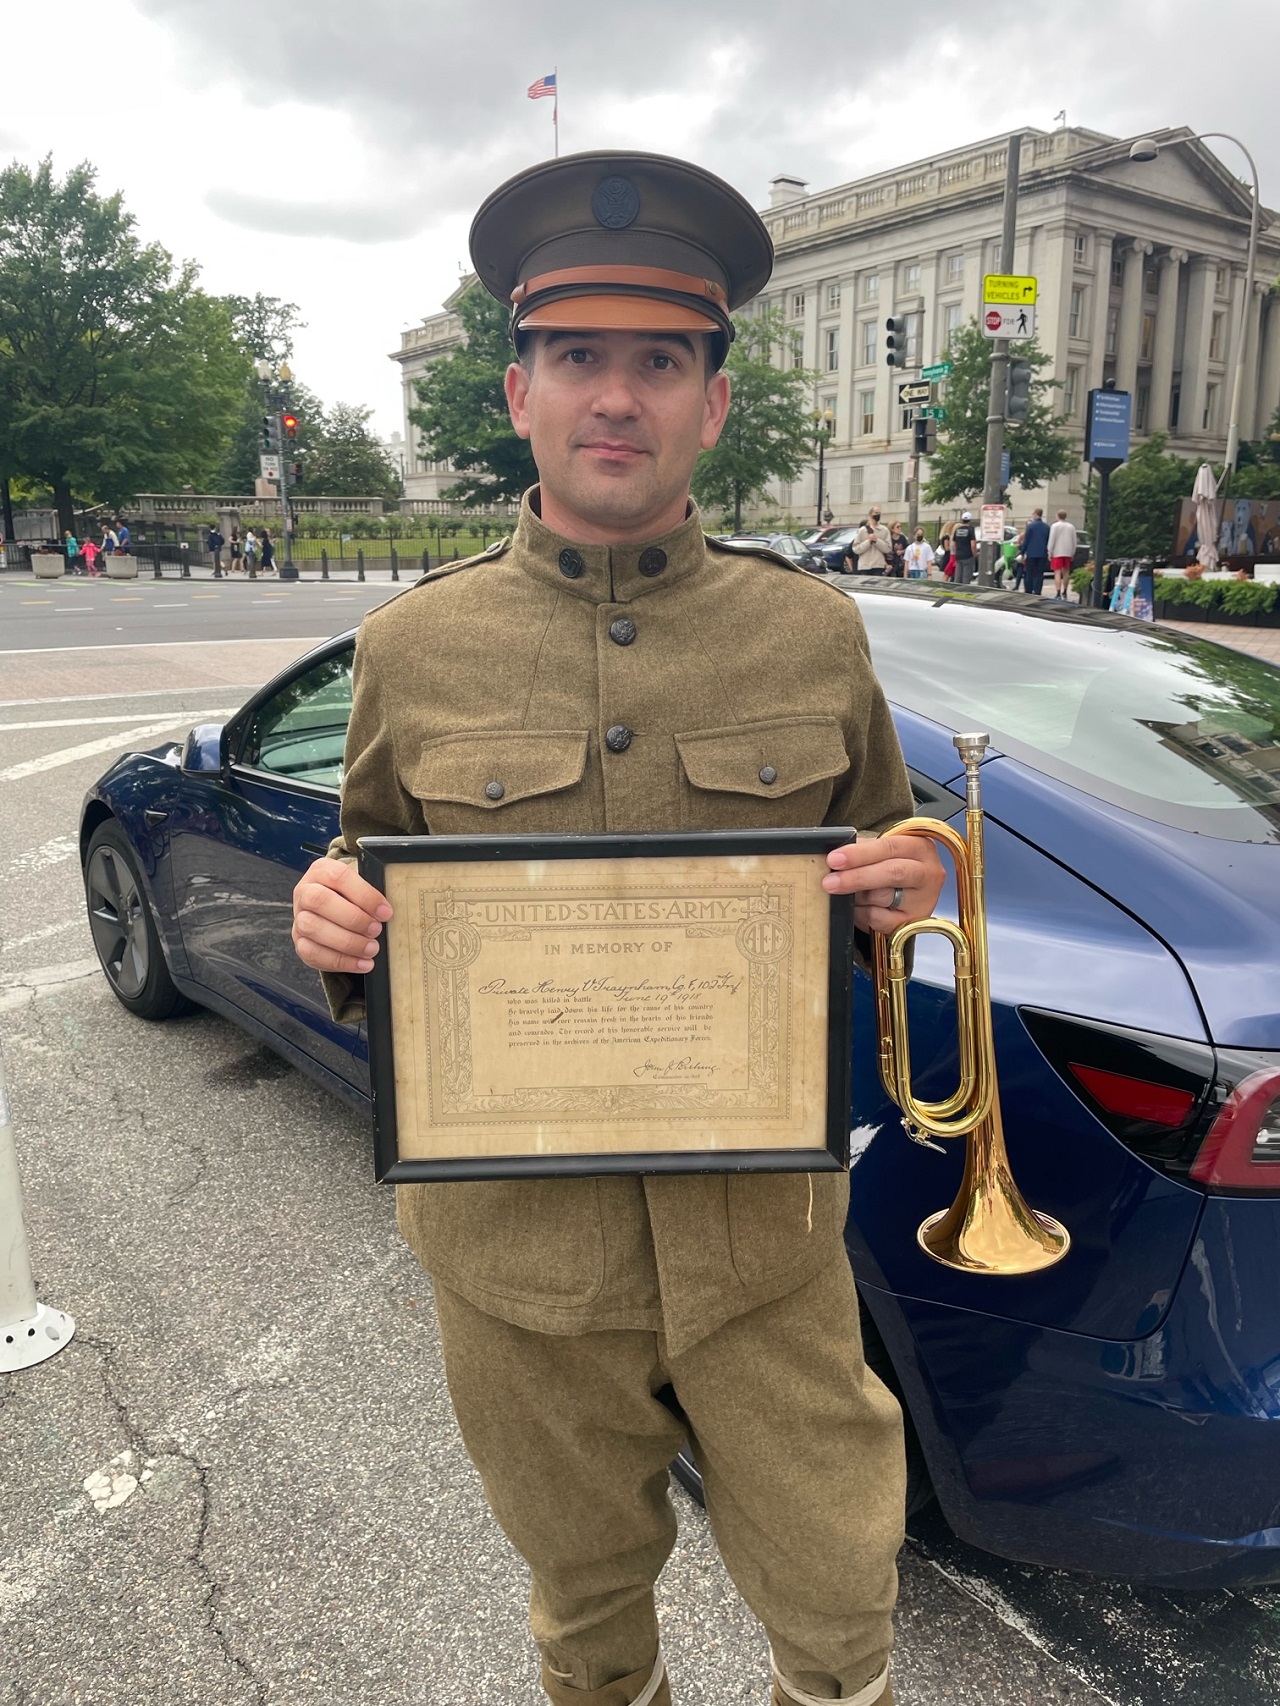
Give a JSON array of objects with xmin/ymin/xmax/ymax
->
[{"xmin": 391, "ymin": 125, "xmax": 1280, "ymax": 529}]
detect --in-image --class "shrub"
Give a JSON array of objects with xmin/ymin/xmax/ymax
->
[{"xmin": 1219, "ymin": 579, "xmax": 1278, "ymax": 616}]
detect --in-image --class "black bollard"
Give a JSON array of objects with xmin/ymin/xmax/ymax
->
[
  {"xmin": 321, "ymin": 548, "xmax": 329, "ymax": 581},
  {"xmin": 357, "ymin": 549, "xmax": 365, "ymax": 583},
  {"xmin": 390, "ymin": 547, "xmax": 399, "ymax": 582},
  {"xmin": 421, "ymin": 548, "xmax": 429, "ymax": 576},
  {"xmin": 180, "ymin": 543, "xmax": 190, "ymax": 579},
  {"xmin": 152, "ymin": 545, "xmax": 162, "ymax": 580}
]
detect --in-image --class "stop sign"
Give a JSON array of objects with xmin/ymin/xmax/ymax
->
[{"xmin": 985, "ymin": 308, "xmax": 1003, "ymax": 332}]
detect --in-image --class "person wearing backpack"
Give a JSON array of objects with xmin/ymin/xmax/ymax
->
[{"xmin": 243, "ymin": 529, "xmax": 259, "ymax": 573}]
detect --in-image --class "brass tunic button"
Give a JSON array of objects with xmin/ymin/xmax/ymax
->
[
  {"xmin": 605, "ymin": 724, "xmax": 633, "ymax": 753},
  {"xmin": 559, "ymin": 548, "xmax": 584, "ymax": 579},
  {"xmin": 609, "ymin": 617, "xmax": 637, "ymax": 646},
  {"xmin": 759, "ymin": 765, "xmax": 778, "ymax": 785},
  {"xmin": 638, "ymin": 547, "xmax": 667, "ymax": 577},
  {"xmin": 485, "ymin": 781, "xmax": 505, "ymax": 801}
]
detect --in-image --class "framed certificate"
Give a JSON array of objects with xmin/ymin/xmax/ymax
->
[{"xmin": 358, "ymin": 830, "xmax": 854, "ymax": 1182}]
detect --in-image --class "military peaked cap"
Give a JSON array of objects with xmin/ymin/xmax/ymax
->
[{"xmin": 469, "ymin": 150, "xmax": 773, "ymax": 364}]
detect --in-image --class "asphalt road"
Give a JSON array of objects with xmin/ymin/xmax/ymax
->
[{"xmin": 1, "ymin": 603, "xmax": 1278, "ymax": 1705}]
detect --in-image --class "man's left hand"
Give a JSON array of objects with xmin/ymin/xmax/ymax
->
[{"xmin": 822, "ymin": 834, "xmax": 946, "ymax": 934}]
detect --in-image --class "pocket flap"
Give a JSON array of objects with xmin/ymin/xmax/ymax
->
[
  {"xmin": 675, "ymin": 717, "xmax": 849, "ymax": 799},
  {"xmin": 410, "ymin": 730, "xmax": 589, "ymax": 809}
]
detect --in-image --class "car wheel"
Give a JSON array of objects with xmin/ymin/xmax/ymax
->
[{"xmin": 83, "ymin": 820, "xmax": 193, "ymax": 1021}]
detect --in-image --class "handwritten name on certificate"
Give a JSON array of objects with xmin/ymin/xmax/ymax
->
[{"xmin": 381, "ymin": 851, "xmax": 834, "ymax": 1161}]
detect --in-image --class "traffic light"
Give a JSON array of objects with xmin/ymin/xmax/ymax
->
[
  {"xmin": 885, "ymin": 315, "xmax": 908, "ymax": 368},
  {"xmin": 290, "ymin": 461, "xmax": 303, "ymax": 487},
  {"xmin": 260, "ymin": 415, "xmax": 275, "ymax": 452},
  {"xmin": 1006, "ymin": 359, "xmax": 1033, "ymax": 421},
  {"xmin": 913, "ymin": 417, "xmax": 937, "ymax": 455},
  {"xmin": 282, "ymin": 412, "xmax": 298, "ymax": 440}
]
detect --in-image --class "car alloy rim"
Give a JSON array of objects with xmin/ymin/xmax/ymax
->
[{"xmin": 86, "ymin": 846, "xmax": 149, "ymax": 998}]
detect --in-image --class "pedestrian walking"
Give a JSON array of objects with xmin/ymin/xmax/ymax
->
[
  {"xmin": 1048, "ymin": 510, "xmax": 1078, "ymax": 599},
  {"xmin": 291, "ymin": 149, "xmax": 946, "ymax": 1706},
  {"xmin": 63, "ymin": 530, "xmax": 81, "ymax": 575},
  {"xmin": 229, "ymin": 527, "xmax": 243, "ymax": 572},
  {"xmin": 102, "ymin": 523, "xmax": 119, "ymax": 557},
  {"xmin": 950, "ymin": 511, "xmax": 977, "ymax": 584},
  {"xmin": 114, "ymin": 519, "xmax": 130, "ymax": 554},
  {"xmin": 846, "ymin": 507, "xmax": 891, "ymax": 574},
  {"xmin": 903, "ymin": 529, "xmax": 934, "ymax": 579},
  {"xmin": 259, "ymin": 527, "xmax": 275, "ymax": 574},
  {"xmin": 82, "ymin": 538, "xmax": 101, "ymax": 576},
  {"xmin": 243, "ymin": 529, "xmax": 258, "ymax": 573},
  {"xmin": 888, "ymin": 521, "xmax": 909, "ymax": 577},
  {"xmin": 1019, "ymin": 508, "xmax": 1051, "ymax": 597},
  {"xmin": 937, "ymin": 532, "xmax": 954, "ymax": 580},
  {"xmin": 208, "ymin": 524, "xmax": 225, "ymax": 575}
]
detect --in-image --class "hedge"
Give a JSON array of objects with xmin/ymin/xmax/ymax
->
[{"xmin": 1152, "ymin": 576, "xmax": 1278, "ymax": 616}]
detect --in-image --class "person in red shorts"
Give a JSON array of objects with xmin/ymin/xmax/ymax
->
[{"xmin": 1048, "ymin": 510, "xmax": 1078, "ymax": 600}]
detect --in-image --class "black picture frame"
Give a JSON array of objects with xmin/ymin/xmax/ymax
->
[{"xmin": 358, "ymin": 829, "xmax": 855, "ymax": 1184}]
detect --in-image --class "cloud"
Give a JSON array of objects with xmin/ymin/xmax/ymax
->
[{"xmin": 204, "ymin": 188, "xmax": 426, "ymax": 242}]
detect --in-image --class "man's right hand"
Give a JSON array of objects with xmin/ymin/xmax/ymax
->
[{"xmin": 292, "ymin": 857, "xmax": 392, "ymax": 975}]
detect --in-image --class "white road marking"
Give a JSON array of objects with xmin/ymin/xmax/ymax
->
[
  {"xmin": 54, "ymin": 606, "xmax": 93, "ymax": 613},
  {"xmin": 3, "ymin": 917, "xmax": 82, "ymax": 951},
  {"xmin": 0, "ymin": 686, "xmax": 262, "ymax": 708},
  {"xmin": 1, "ymin": 712, "xmax": 225, "ymax": 731},
  {"xmin": 0, "ymin": 712, "xmax": 237, "ymax": 782},
  {"xmin": 4, "ymin": 835, "xmax": 78, "ymax": 876},
  {"xmin": 153, "ymin": 602, "xmax": 188, "ymax": 609},
  {"xmin": 0, "ymin": 636, "xmax": 327, "ymax": 656},
  {"xmin": 0, "ymin": 956, "xmax": 100, "ymax": 1012}
]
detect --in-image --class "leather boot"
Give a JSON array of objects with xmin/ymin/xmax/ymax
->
[
  {"xmin": 771, "ymin": 1672, "xmax": 893, "ymax": 1706},
  {"xmin": 541, "ymin": 1653, "xmax": 670, "ymax": 1706}
]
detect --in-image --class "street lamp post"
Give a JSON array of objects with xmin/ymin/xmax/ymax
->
[
  {"xmin": 812, "ymin": 408, "xmax": 834, "ymax": 529},
  {"xmin": 1129, "ymin": 131, "xmax": 1261, "ymax": 477},
  {"xmin": 253, "ymin": 358, "xmax": 298, "ymax": 577}
]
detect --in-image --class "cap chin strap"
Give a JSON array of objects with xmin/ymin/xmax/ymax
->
[
  {"xmin": 771, "ymin": 1655, "xmax": 890, "ymax": 1706},
  {"xmin": 629, "ymin": 1651, "xmax": 667, "ymax": 1706}
]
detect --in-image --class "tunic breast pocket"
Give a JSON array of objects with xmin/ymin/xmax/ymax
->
[
  {"xmin": 674, "ymin": 716, "xmax": 850, "ymax": 830},
  {"xmin": 407, "ymin": 730, "xmax": 594, "ymax": 835}
]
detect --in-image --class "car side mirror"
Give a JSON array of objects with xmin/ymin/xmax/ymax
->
[{"xmin": 180, "ymin": 722, "xmax": 229, "ymax": 775}]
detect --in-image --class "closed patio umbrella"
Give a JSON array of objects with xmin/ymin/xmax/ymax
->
[{"xmin": 1192, "ymin": 462, "xmax": 1220, "ymax": 571}]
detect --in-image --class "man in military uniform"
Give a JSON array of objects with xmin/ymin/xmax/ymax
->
[{"xmin": 292, "ymin": 151, "xmax": 944, "ymax": 1706}]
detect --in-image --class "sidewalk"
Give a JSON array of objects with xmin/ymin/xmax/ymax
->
[{"xmin": 1155, "ymin": 618, "xmax": 1280, "ymax": 664}]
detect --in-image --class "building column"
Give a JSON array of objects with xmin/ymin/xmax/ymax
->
[
  {"xmin": 1238, "ymin": 280, "xmax": 1267, "ymax": 445},
  {"xmin": 1180, "ymin": 255, "xmax": 1217, "ymax": 442},
  {"xmin": 1087, "ymin": 232, "xmax": 1115, "ymax": 391},
  {"xmin": 1149, "ymin": 249, "xmax": 1186, "ymax": 434},
  {"xmin": 1258, "ymin": 291, "xmax": 1280, "ymax": 439},
  {"xmin": 1115, "ymin": 239, "xmax": 1153, "ymax": 395},
  {"xmin": 836, "ymin": 274, "xmax": 857, "ymax": 448}
]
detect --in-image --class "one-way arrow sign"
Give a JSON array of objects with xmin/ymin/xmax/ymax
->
[{"xmin": 897, "ymin": 380, "xmax": 931, "ymax": 405}]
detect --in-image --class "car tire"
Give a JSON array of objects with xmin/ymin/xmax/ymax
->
[{"xmin": 83, "ymin": 819, "xmax": 193, "ymax": 1021}]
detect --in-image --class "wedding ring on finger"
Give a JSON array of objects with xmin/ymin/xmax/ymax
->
[{"xmin": 891, "ymin": 887, "xmax": 905, "ymax": 912}]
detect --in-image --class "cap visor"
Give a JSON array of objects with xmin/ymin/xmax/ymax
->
[{"xmin": 516, "ymin": 293, "xmax": 720, "ymax": 333}]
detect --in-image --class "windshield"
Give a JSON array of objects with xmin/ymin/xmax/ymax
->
[{"xmin": 856, "ymin": 593, "xmax": 1280, "ymax": 842}]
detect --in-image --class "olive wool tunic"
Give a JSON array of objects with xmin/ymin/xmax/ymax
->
[{"xmin": 322, "ymin": 490, "xmax": 914, "ymax": 1357}]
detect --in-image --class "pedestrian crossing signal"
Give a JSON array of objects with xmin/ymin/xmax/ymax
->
[
  {"xmin": 913, "ymin": 417, "xmax": 937, "ymax": 455},
  {"xmin": 885, "ymin": 316, "xmax": 908, "ymax": 368}
]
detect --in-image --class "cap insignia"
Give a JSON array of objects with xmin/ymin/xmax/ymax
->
[{"xmin": 592, "ymin": 176, "xmax": 640, "ymax": 230}]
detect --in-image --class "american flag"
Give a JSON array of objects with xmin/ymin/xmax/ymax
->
[{"xmin": 527, "ymin": 72, "xmax": 557, "ymax": 100}]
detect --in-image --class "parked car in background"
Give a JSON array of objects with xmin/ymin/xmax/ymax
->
[
  {"xmin": 81, "ymin": 583, "xmax": 1280, "ymax": 1588},
  {"xmin": 811, "ymin": 526, "xmax": 862, "ymax": 572},
  {"xmin": 717, "ymin": 532, "xmax": 824, "ymax": 571}
]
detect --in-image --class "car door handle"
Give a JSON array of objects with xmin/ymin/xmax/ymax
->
[
  {"xmin": 301, "ymin": 841, "xmax": 329, "ymax": 857},
  {"xmin": 143, "ymin": 809, "xmax": 168, "ymax": 826}
]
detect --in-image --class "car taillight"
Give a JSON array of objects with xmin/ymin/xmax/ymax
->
[
  {"xmin": 1189, "ymin": 1068, "xmax": 1280, "ymax": 1193},
  {"xmin": 1021, "ymin": 1009, "xmax": 1280, "ymax": 1196}
]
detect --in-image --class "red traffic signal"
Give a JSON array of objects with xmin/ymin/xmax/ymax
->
[{"xmin": 282, "ymin": 413, "xmax": 298, "ymax": 439}]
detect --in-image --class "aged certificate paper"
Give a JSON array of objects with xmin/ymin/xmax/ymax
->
[{"xmin": 380, "ymin": 850, "xmax": 834, "ymax": 1162}]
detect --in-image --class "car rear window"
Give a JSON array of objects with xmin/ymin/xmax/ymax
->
[{"xmin": 856, "ymin": 594, "xmax": 1280, "ymax": 842}]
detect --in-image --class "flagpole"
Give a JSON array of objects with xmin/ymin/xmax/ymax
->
[{"xmin": 554, "ymin": 66, "xmax": 559, "ymax": 157}]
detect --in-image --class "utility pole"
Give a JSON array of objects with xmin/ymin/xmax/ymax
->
[{"xmin": 978, "ymin": 133, "xmax": 1023, "ymax": 587}]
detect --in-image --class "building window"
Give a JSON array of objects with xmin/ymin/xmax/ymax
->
[
  {"xmin": 827, "ymin": 283, "xmax": 841, "ymax": 310},
  {"xmin": 888, "ymin": 462, "xmax": 904, "ymax": 503},
  {"xmin": 1171, "ymin": 385, "xmax": 1181, "ymax": 430},
  {"xmin": 863, "ymin": 274, "xmax": 880, "ymax": 303},
  {"xmin": 825, "ymin": 327, "xmax": 840, "ymax": 371},
  {"xmin": 859, "ymin": 390, "xmax": 875, "ymax": 435},
  {"xmin": 792, "ymin": 346, "xmax": 804, "ymax": 370},
  {"xmin": 860, "ymin": 319, "xmax": 877, "ymax": 366},
  {"xmin": 905, "ymin": 310, "xmax": 922, "ymax": 365},
  {"xmin": 849, "ymin": 464, "xmax": 864, "ymax": 505},
  {"xmin": 944, "ymin": 303, "xmax": 963, "ymax": 346},
  {"xmin": 900, "ymin": 403, "xmax": 915, "ymax": 432},
  {"xmin": 1105, "ymin": 305, "xmax": 1119, "ymax": 356},
  {"xmin": 1141, "ymin": 312, "xmax": 1155, "ymax": 360},
  {"xmin": 1069, "ymin": 285, "xmax": 1085, "ymax": 338},
  {"xmin": 1144, "ymin": 265, "xmax": 1159, "ymax": 298},
  {"xmin": 946, "ymin": 252, "xmax": 965, "ymax": 283},
  {"xmin": 1064, "ymin": 365, "xmax": 1081, "ymax": 419},
  {"xmin": 903, "ymin": 262, "xmax": 922, "ymax": 294},
  {"xmin": 1135, "ymin": 382, "xmax": 1150, "ymax": 431},
  {"xmin": 790, "ymin": 291, "xmax": 806, "ymax": 319},
  {"xmin": 1203, "ymin": 382, "xmax": 1218, "ymax": 431},
  {"xmin": 1215, "ymin": 264, "xmax": 1228, "ymax": 297},
  {"xmin": 1111, "ymin": 253, "xmax": 1125, "ymax": 287},
  {"xmin": 1209, "ymin": 311, "xmax": 1225, "ymax": 361},
  {"xmin": 1073, "ymin": 233, "xmax": 1089, "ymax": 264}
]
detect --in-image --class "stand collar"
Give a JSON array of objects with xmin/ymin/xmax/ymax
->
[{"xmin": 512, "ymin": 487, "xmax": 709, "ymax": 604}]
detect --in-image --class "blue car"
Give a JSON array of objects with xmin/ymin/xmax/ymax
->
[{"xmin": 79, "ymin": 581, "xmax": 1280, "ymax": 1587}]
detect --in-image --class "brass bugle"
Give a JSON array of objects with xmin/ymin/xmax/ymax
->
[{"xmin": 873, "ymin": 731, "xmax": 1070, "ymax": 1275}]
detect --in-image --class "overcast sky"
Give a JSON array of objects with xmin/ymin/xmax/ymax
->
[{"xmin": 4, "ymin": 0, "xmax": 1277, "ymax": 439}]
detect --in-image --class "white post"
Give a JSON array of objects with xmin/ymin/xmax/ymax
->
[{"xmin": 0, "ymin": 1043, "xmax": 75, "ymax": 1373}]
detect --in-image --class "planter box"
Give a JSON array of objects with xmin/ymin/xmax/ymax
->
[
  {"xmin": 105, "ymin": 553, "xmax": 139, "ymax": 579},
  {"xmin": 31, "ymin": 552, "xmax": 64, "ymax": 579},
  {"xmin": 1155, "ymin": 599, "xmax": 1280, "ymax": 627}
]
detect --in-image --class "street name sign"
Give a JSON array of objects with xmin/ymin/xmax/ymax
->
[
  {"xmin": 982, "ymin": 304, "xmax": 1038, "ymax": 340},
  {"xmin": 920, "ymin": 404, "xmax": 946, "ymax": 421},
  {"xmin": 1085, "ymin": 387, "xmax": 1132, "ymax": 466},
  {"xmin": 921, "ymin": 360, "xmax": 952, "ymax": 382},
  {"xmin": 983, "ymin": 273, "xmax": 1038, "ymax": 305},
  {"xmin": 898, "ymin": 380, "xmax": 931, "ymax": 406},
  {"xmin": 980, "ymin": 504, "xmax": 1006, "ymax": 542},
  {"xmin": 259, "ymin": 454, "xmax": 281, "ymax": 479}
]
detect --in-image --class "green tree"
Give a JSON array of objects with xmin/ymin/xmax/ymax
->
[
  {"xmin": 0, "ymin": 158, "xmax": 250, "ymax": 532},
  {"xmin": 691, "ymin": 310, "xmax": 816, "ymax": 530},
  {"xmin": 1084, "ymin": 431, "xmax": 1194, "ymax": 557},
  {"xmin": 214, "ymin": 293, "xmax": 307, "ymax": 490},
  {"xmin": 304, "ymin": 402, "xmax": 400, "ymax": 498},
  {"xmin": 410, "ymin": 283, "xmax": 535, "ymax": 505},
  {"xmin": 923, "ymin": 318, "xmax": 1075, "ymax": 505},
  {"xmin": 222, "ymin": 292, "xmax": 303, "ymax": 365},
  {"xmin": 1231, "ymin": 402, "xmax": 1280, "ymax": 500}
]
